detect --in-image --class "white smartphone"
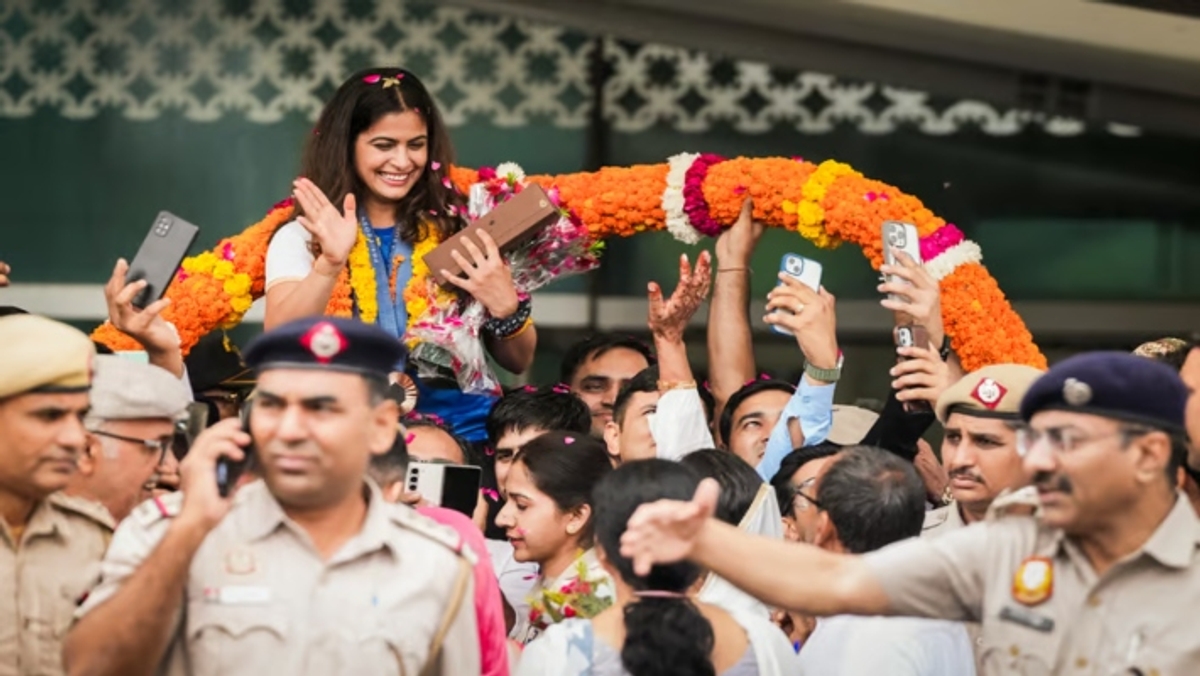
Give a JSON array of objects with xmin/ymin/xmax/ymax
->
[
  {"xmin": 405, "ymin": 462, "xmax": 482, "ymax": 517},
  {"xmin": 771, "ymin": 253, "xmax": 823, "ymax": 336},
  {"xmin": 881, "ymin": 221, "xmax": 922, "ymax": 301}
]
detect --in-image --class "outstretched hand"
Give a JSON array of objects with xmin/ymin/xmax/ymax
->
[
  {"xmin": 621, "ymin": 477, "xmax": 720, "ymax": 576},
  {"xmin": 764, "ymin": 276, "xmax": 840, "ymax": 372},
  {"xmin": 648, "ymin": 251, "xmax": 712, "ymax": 343},
  {"xmin": 879, "ymin": 250, "xmax": 944, "ymax": 346},
  {"xmin": 293, "ymin": 178, "xmax": 359, "ymax": 276},
  {"xmin": 715, "ymin": 199, "xmax": 764, "ymax": 266},
  {"xmin": 891, "ymin": 342, "xmax": 954, "ymax": 406},
  {"xmin": 104, "ymin": 258, "xmax": 179, "ymax": 355}
]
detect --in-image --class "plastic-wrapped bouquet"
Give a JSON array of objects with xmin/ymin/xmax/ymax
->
[{"xmin": 406, "ymin": 162, "xmax": 604, "ymax": 394}]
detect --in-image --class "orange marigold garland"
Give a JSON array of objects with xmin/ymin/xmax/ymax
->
[{"xmin": 93, "ymin": 158, "xmax": 1044, "ymax": 371}]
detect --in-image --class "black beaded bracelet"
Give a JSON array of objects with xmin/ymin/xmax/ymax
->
[{"xmin": 484, "ymin": 296, "xmax": 532, "ymax": 339}]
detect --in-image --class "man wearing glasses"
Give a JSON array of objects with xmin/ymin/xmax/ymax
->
[
  {"xmin": 923, "ymin": 364, "xmax": 1045, "ymax": 537},
  {"xmin": 621, "ymin": 352, "xmax": 1200, "ymax": 675},
  {"xmin": 63, "ymin": 355, "xmax": 191, "ymax": 523}
]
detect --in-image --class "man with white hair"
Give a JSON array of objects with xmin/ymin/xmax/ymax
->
[{"xmin": 64, "ymin": 355, "xmax": 192, "ymax": 524}]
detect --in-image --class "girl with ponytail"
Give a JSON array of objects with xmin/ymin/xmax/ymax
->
[{"xmin": 516, "ymin": 459, "xmax": 798, "ymax": 676}]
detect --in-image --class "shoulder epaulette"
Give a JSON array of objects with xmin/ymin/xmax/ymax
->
[
  {"xmin": 131, "ymin": 492, "xmax": 184, "ymax": 528},
  {"xmin": 986, "ymin": 486, "xmax": 1041, "ymax": 521},
  {"xmin": 387, "ymin": 503, "xmax": 477, "ymax": 565}
]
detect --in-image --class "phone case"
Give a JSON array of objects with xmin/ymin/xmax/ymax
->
[
  {"xmin": 881, "ymin": 221, "xmax": 921, "ymax": 303},
  {"xmin": 893, "ymin": 324, "xmax": 933, "ymax": 413},
  {"xmin": 406, "ymin": 463, "xmax": 482, "ymax": 516},
  {"xmin": 127, "ymin": 211, "xmax": 199, "ymax": 309},
  {"xmin": 770, "ymin": 253, "xmax": 823, "ymax": 337},
  {"xmin": 425, "ymin": 184, "xmax": 560, "ymax": 284}
]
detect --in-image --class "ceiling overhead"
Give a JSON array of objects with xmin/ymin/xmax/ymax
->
[{"xmin": 445, "ymin": 0, "xmax": 1200, "ymax": 137}]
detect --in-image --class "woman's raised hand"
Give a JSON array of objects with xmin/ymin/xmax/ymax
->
[{"xmin": 293, "ymin": 178, "xmax": 359, "ymax": 277}]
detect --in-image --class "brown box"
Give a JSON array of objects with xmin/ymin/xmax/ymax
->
[{"xmin": 426, "ymin": 183, "xmax": 560, "ymax": 284}]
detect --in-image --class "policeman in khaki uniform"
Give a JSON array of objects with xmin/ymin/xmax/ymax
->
[
  {"xmin": 64, "ymin": 317, "xmax": 480, "ymax": 676},
  {"xmin": 620, "ymin": 351, "xmax": 1200, "ymax": 676},
  {"xmin": 923, "ymin": 364, "xmax": 1044, "ymax": 537},
  {"xmin": 0, "ymin": 315, "xmax": 109, "ymax": 676}
]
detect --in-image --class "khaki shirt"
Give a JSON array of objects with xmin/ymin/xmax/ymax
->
[
  {"xmin": 865, "ymin": 494, "xmax": 1200, "ymax": 675},
  {"xmin": 921, "ymin": 501, "xmax": 967, "ymax": 538},
  {"xmin": 79, "ymin": 480, "xmax": 480, "ymax": 676},
  {"xmin": 0, "ymin": 493, "xmax": 114, "ymax": 676}
]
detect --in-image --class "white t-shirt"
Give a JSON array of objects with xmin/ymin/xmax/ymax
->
[
  {"xmin": 264, "ymin": 220, "xmax": 317, "ymax": 291},
  {"xmin": 484, "ymin": 538, "xmax": 539, "ymax": 638},
  {"xmin": 798, "ymin": 614, "xmax": 976, "ymax": 676}
]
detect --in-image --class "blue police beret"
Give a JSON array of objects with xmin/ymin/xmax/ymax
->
[
  {"xmin": 243, "ymin": 317, "xmax": 405, "ymax": 379},
  {"xmin": 1019, "ymin": 351, "xmax": 1187, "ymax": 432}
]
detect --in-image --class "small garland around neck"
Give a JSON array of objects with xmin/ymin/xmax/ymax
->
[{"xmin": 327, "ymin": 221, "xmax": 449, "ymax": 339}]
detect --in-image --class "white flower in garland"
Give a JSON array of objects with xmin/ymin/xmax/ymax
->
[
  {"xmin": 495, "ymin": 161, "xmax": 526, "ymax": 183},
  {"xmin": 661, "ymin": 152, "xmax": 703, "ymax": 244},
  {"xmin": 925, "ymin": 240, "xmax": 983, "ymax": 281}
]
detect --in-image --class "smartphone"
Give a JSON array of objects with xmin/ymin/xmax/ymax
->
[
  {"xmin": 894, "ymin": 324, "xmax": 933, "ymax": 413},
  {"xmin": 127, "ymin": 211, "xmax": 200, "ymax": 309},
  {"xmin": 770, "ymin": 253, "xmax": 823, "ymax": 336},
  {"xmin": 406, "ymin": 462, "xmax": 482, "ymax": 517},
  {"xmin": 216, "ymin": 401, "xmax": 255, "ymax": 497},
  {"xmin": 881, "ymin": 221, "xmax": 921, "ymax": 302}
]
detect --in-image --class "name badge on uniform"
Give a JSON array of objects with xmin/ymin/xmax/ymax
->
[
  {"xmin": 1012, "ymin": 556, "xmax": 1053, "ymax": 606},
  {"xmin": 999, "ymin": 605, "xmax": 1055, "ymax": 633},
  {"xmin": 204, "ymin": 586, "xmax": 272, "ymax": 605}
]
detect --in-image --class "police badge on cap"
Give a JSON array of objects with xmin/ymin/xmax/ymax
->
[
  {"xmin": 1062, "ymin": 378, "xmax": 1092, "ymax": 407},
  {"xmin": 244, "ymin": 316, "xmax": 406, "ymax": 379}
]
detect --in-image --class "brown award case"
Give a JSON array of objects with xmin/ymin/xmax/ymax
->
[{"xmin": 426, "ymin": 183, "xmax": 559, "ymax": 284}]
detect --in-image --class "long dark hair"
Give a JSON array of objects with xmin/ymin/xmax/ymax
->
[
  {"xmin": 513, "ymin": 431, "xmax": 613, "ymax": 548},
  {"xmin": 593, "ymin": 460, "xmax": 716, "ymax": 676},
  {"xmin": 300, "ymin": 67, "xmax": 466, "ymax": 243}
]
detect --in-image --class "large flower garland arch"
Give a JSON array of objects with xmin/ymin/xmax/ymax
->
[{"xmin": 92, "ymin": 156, "xmax": 1046, "ymax": 372}]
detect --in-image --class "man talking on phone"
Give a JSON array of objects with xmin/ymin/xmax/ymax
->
[{"xmin": 64, "ymin": 317, "xmax": 480, "ymax": 676}]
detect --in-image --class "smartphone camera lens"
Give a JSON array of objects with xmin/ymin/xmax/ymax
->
[
  {"xmin": 898, "ymin": 329, "xmax": 913, "ymax": 347},
  {"xmin": 786, "ymin": 257, "xmax": 803, "ymax": 275},
  {"xmin": 887, "ymin": 228, "xmax": 905, "ymax": 248}
]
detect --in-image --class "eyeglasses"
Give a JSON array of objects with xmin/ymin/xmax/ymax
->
[
  {"xmin": 789, "ymin": 479, "xmax": 823, "ymax": 511},
  {"xmin": 90, "ymin": 429, "xmax": 176, "ymax": 464},
  {"xmin": 1016, "ymin": 426, "xmax": 1145, "ymax": 458}
]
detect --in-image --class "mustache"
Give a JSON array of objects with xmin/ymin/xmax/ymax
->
[
  {"xmin": 1034, "ymin": 472, "xmax": 1073, "ymax": 494},
  {"xmin": 948, "ymin": 467, "xmax": 985, "ymax": 483}
]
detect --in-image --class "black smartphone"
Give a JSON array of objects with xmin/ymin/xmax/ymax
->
[
  {"xmin": 405, "ymin": 462, "xmax": 482, "ymax": 517},
  {"xmin": 216, "ymin": 403, "xmax": 255, "ymax": 497},
  {"xmin": 127, "ymin": 211, "xmax": 199, "ymax": 309}
]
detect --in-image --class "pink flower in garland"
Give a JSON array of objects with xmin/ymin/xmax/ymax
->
[
  {"xmin": 681, "ymin": 153, "xmax": 726, "ymax": 237},
  {"xmin": 919, "ymin": 223, "xmax": 966, "ymax": 262},
  {"xmin": 363, "ymin": 74, "xmax": 381, "ymax": 84}
]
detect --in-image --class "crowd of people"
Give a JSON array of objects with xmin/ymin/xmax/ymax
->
[{"xmin": 2, "ymin": 66, "xmax": 1199, "ymax": 676}]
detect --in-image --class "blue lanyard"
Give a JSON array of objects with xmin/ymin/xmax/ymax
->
[{"xmin": 355, "ymin": 210, "xmax": 412, "ymax": 341}]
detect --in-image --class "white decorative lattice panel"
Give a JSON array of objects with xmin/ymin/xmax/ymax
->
[{"xmin": 0, "ymin": 0, "xmax": 1136, "ymax": 136}]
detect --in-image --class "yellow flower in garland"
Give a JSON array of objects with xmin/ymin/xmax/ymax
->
[
  {"xmin": 795, "ymin": 160, "xmax": 860, "ymax": 247},
  {"xmin": 403, "ymin": 226, "xmax": 449, "ymax": 346},
  {"xmin": 346, "ymin": 231, "xmax": 377, "ymax": 324}
]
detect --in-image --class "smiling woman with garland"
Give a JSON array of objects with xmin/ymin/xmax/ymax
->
[{"xmin": 262, "ymin": 67, "xmax": 535, "ymax": 442}]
